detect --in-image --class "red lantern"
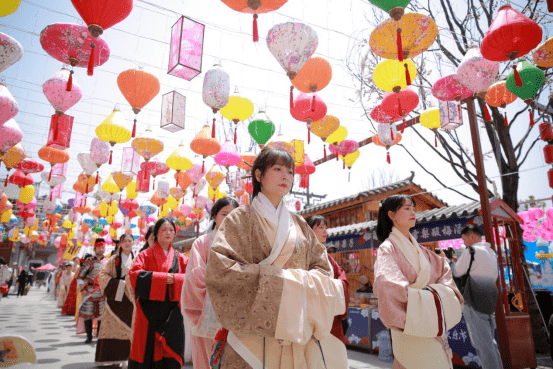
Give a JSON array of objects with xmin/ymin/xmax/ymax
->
[
  {"xmin": 70, "ymin": 0, "xmax": 133, "ymax": 38},
  {"xmin": 548, "ymin": 168, "xmax": 553, "ymax": 188},
  {"xmin": 296, "ymin": 154, "xmax": 315, "ymax": 188},
  {"xmin": 291, "ymin": 93, "xmax": 327, "ymax": 143},
  {"xmin": 136, "ymin": 169, "xmax": 150, "ymax": 193},
  {"xmin": 9, "ymin": 169, "xmax": 33, "ymax": 187},
  {"xmin": 480, "ymin": 5, "xmax": 543, "ymax": 62},
  {"xmin": 47, "ymin": 113, "xmax": 73, "ymax": 150},
  {"xmin": 295, "ymin": 200, "xmax": 301, "ymax": 212},
  {"xmin": 544, "ymin": 145, "xmax": 553, "ymax": 164},
  {"xmin": 540, "ymin": 121, "xmax": 553, "ymax": 142}
]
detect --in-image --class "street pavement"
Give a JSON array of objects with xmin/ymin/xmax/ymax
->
[{"xmin": 0, "ymin": 286, "xmax": 395, "ymax": 369}]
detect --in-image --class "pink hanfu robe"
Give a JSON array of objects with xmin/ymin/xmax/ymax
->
[{"xmin": 374, "ymin": 228, "xmax": 463, "ymax": 369}]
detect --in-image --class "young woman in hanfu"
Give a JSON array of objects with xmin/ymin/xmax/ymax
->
[
  {"xmin": 206, "ymin": 147, "xmax": 347, "ymax": 369},
  {"xmin": 374, "ymin": 195, "xmax": 463, "ymax": 369},
  {"xmin": 181, "ymin": 196, "xmax": 239, "ymax": 369},
  {"xmin": 128, "ymin": 218, "xmax": 188, "ymax": 369},
  {"xmin": 95, "ymin": 234, "xmax": 135, "ymax": 365},
  {"xmin": 57, "ymin": 264, "xmax": 74, "ymax": 308}
]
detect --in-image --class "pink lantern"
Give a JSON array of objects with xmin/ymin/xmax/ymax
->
[
  {"xmin": 168, "ymin": 16, "xmax": 205, "ymax": 81},
  {"xmin": 40, "ymin": 162, "xmax": 68, "ymax": 188},
  {"xmin": 161, "ymin": 91, "xmax": 186, "ymax": 132},
  {"xmin": 432, "ymin": 74, "xmax": 474, "ymax": 101},
  {"xmin": 291, "ymin": 92, "xmax": 327, "ymax": 143},
  {"xmin": 329, "ymin": 140, "xmax": 359, "ymax": 156},
  {"xmin": 0, "ymin": 32, "xmax": 23, "ymax": 74},
  {"xmin": 0, "ymin": 118, "xmax": 23, "ymax": 155},
  {"xmin": 188, "ymin": 161, "xmax": 206, "ymax": 184},
  {"xmin": 121, "ymin": 147, "xmax": 140, "ymax": 176},
  {"xmin": 295, "ymin": 154, "xmax": 315, "ymax": 188},
  {"xmin": 77, "ymin": 153, "xmax": 98, "ymax": 176},
  {"xmin": 456, "ymin": 46, "xmax": 499, "ymax": 95},
  {"xmin": 47, "ymin": 113, "xmax": 73, "ymax": 150},
  {"xmin": 51, "ymin": 184, "xmax": 63, "ymax": 200},
  {"xmin": 370, "ymin": 105, "xmax": 401, "ymax": 123},
  {"xmin": 43, "ymin": 67, "xmax": 82, "ymax": 115},
  {"xmin": 0, "ymin": 83, "xmax": 18, "ymax": 125},
  {"xmin": 214, "ymin": 140, "xmax": 241, "ymax": 168},
  {"xmin": 90, "ymin": 137, "xmax": 110, "ymax": 166}
]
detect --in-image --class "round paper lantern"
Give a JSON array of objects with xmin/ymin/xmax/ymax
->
[
  {"xmin": 370, "ymin": 13, "xmax": 437, "ymax": 61},
  {"xmin": 480, "ymin": 5, "xmax": 543, "ymax": 62},
  {"xmin": 0, "ymin": 118, "xmax": 22, "ymax": 155},
  {"xmin": 77, "ymin": 153, "xmax": 98, "ymax": 176},
  {"xmin": 0, "ymin": 32, "xmax": 22, "ymax": 73},
  {"xmin": 485, "ymin": 80, "xmax": 517, "ymax": 108},
  {"xmin": 367, "ymin": 0, "xmax": 410, "ymax": 20},
  {"xmin": 90, "ymin": 137, "xmax": 110, "ymax": 166},
  {"xmin": 70, "ymin": 0, "xmax": 133, "ymax": 38},
  {"xmin": 38, "ymin": 146, "xmax": 70, "ymax": 168},
  {"xmin": 220, "ymin": 88, "xmax": 254, "ymax": 144},
  {"xmin": 43, "ymin": 67, "xmax": 82, "ymax": 116},
  {"xmin": 0, "ymin": 83, "xmax": 18, "ymax": 125},
  {"xmin": 420, "ymin": 108, "xmax": 441, "ymax": 129},
  {"xmin": 381, "ymin": 88, "xmax": 419, "ymax": 119},
  {"xmin": 166, "ymin": 144, "xmax": 192, "ymax": 173},
  {"xmin": 0, "ymin": 0, "xmax": 21, "ymax": 16},
  {"xmin": 457, "ymin": 46, "xmax": 499, "ymax": 95},
  {"xmin": 190, "ymin": 125, "xmax": 221, "ymax": 170},
  {"xmin": 203, "ymin": 62, "xmax": 230, "ymax": 113},
  {"xmin": 370, "ymin": 105, "xmax": 401, "ymax": 123},
  {"xmin": 141, "ymin": 159, "xmax": 170, "ymax": 179},
  {"xmin": 373, "ymin": 59, "xmax": 417, "ymax": 92},
  {"xmin": 248, "ymin": 111, "xmax": 275, "ymax": 148},
  {"xmin": 295, "ymin": 154, "xmax": 315, "ymax": 188},
  {"xmin": 41, "ymin": 169, "xmax": 66, "ymax": 188},
  {"xmin": 291, "ymin": 93, "xmax": 327, "ymax": 143},
  {"xmin": 214, "ymin": 140, "xmax": 241, "ymax": 168},
  {"xmin": 9, "ymin": 169, "xmax": 32, "ymax": 187},
  {"xmin": 102, "ymin": 174, "xmax": 120, "ymax": 195},
  {"xmin": 238, "ymin": 151, "xmax": 256, "ymax": 171},
  {"xmin": 291, "ymin": 57, "xmax": 332, "ymax": 93},
  {"xmin": 326, "ymin": 126, "xmax": 348, "ymax": 145},
  {"xmin": 533, "ymin": 37, "xmax": 553, "ymax": 69},
  {"xmin": 17, "ymin": 158, "xmax": 43, "ymax": 174},
  {"xmin": 117, "ymin": 69, "xmax": 160, "ymax": 137},
  {"xmin": 310, "ymin": 115, "xmax": 339, "ymax": 141},
  {"xmin": 505, "ymin": 59, "xmax": 545, "ymax": 104},
  {"xmin": 96, "ymin": 109, "xmax": 132, "ymax": 164},
  {"xmin": 432, "ymin": 74, "xmax": 474, "ymax": 101},
  {"xmin": 1, "ymin": 143, "xmax": 25, "ymax": 170},
  {"xmin": 19, "ymin": 185, "xmax": 34, "ymax": 205},
  {"xmin": 330, "ymin": 140, "xmax": 359, "ymax": 157},
  {"xmin": 267, "ymin": 22, "xmax": 318, "ymax": 80},
  {"xmin": 132, "ymin": 127, "xmax": 164, "ymax": 162}
]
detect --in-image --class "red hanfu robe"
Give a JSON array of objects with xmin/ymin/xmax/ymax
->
[
  {"xmin": 128, "ymin": 243, "xmax": 188, "ymax": 369},
  {"xmin": 328, "ymin": 254, "xmax": 350, "ymax": 344},
  {"xmin": 61, "ymin": 273, "xmax": 79, "ymax": 316}
]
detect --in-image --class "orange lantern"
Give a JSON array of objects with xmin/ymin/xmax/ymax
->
[
  {"xmin": 117, "ymin": 69, "xmax": 161, "ymax": 137},
  {"xmin": 238, "ymin": 151, "xmax": 256, "ymax": 171},
  {"xmin": 150, "ymin": 192, "xmax": 167, "ymax": 207},
  {"xmin": 38, "ymin": 145, "xmax": 70, "ymax": 181},
  {"xmin": 485, "ymin": 81, "xmax": 517, "ymax": 108},
  {"xmin": 291, "ymin": 57, "xmax": 332, "ymax": 93},
  {"xmin": 373, "ymin": 131, "xmax": 402, "ymax": 164},
  {"xmin": 190, "ymin": 125, "xmax": 221, "ymax": 171},
  {"xmin": 175, "ymin": 171, "xmax": 192, "ymax": 191}
]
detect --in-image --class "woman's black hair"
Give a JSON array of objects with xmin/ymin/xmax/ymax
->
[
  {"xmin": 139, "ymin": 225, "xmax": 156, "ymax": 253},
  {"xmin": 210, "ymin": 197, "xmax": 239, "ymax": 230},
  {"xmin": 376, "ymin": 194, "xmax": 416, "ymax": 242},
  {"xmin": 153, "ymin": 218, "xmax": 176, "ymax": 242},
  {"xmin": 116, "ymin": 234, "xmax": 134, "ymax": 279},
  {"xmin": 251, "ymin": 146, "xmax": 295, "ymax": 199},
  {"xmin": 305, "ymin": 215, "xmax": 327, "ymax": 230},
  {"xmin": 0, "ymin": 257, "xmax": 5, "ymax": 265}
]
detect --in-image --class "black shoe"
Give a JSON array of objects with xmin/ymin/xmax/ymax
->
[{"xmin": 85, "ymin": 337, "xmax": 92, "ymax": 344}]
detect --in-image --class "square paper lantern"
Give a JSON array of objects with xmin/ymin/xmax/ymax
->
[
  {"xmin": 47, "ymin": 113, "xmax": 74, "ymax": 149},
  {"xmin": 161, "ymin": 91, "xmax": 186, "ymax": 132},
  {"xmin": 121, "ymin": 147, "xmax": 140, "ymax": 176},
  {"xmin": 167, "ymin": 16, "xmax": 205, "ymax": 81},
  {"xmin": 51, "ymin": 162, "xmax": 68, "ymax": 178},
  {"xmin": 439, "ymin": 100, "xmax": 463, "ymax": 130},
  {"xmin": 136, "ymin": 169, "xmax": 150, "ymax": 193},
  {"xmin": 51, "ymin": 184, "xmax": 62, "ymax": 199}
]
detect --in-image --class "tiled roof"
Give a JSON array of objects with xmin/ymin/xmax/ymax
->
[
  {"xmin": 327, "ymin": 199, "xmax": 485, "ymax": 238},
  {"xmin": 298, "ymin": 171, "xmax": 447, "ymax": 215}
]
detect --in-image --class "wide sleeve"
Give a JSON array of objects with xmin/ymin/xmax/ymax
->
[
  {"xmin": 171, "ymin": 254, "xmax": 187, "ymax": 303},
  {"xmin": 329, "ymin": 254, "xmax": 349, "ymax": 320},
  {"xmin": 98, "ymin": 256, "xmax": 115, "ymax": 295},
  {"xmin": 129, "ymin": 251, "xmax": 166, "ymax": 302},
  {"xmin": 181, "ymin": 236, "xmax": 209, "ymax": 329}
]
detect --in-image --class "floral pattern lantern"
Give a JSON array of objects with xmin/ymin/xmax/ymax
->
[
  {"xmin": 136, "ymin": 169, "xmax": 150, "ymax": 193},
  {"xmin": 43, "ymin": 67, "xmax": 82, "ymax": 117},
  {"xmin": 248, "ymin": 110, "xmax": 275, "ymax": 148},
  {"xmin": 368, "ymin": 0, "xmax": 411, "ymax": 20},
  {"xmin": 112, "ymin": 171, "xmax": 133, "ymax": 191},
  {"xmin": 161, "ymin": 91, "xmax": 186, "ymax": 133},
  {"xmin": 47, "ymin": 113, "xmax": 73, "ymax": 150},
  {"xmin": 95, "ymin": 109, "xmax": 132, "ymax": 164},
  {"xmin": 77, "ymin": 153, "xmax": 97, "ymax": 176},
  {"xmin": 373, "ymin": 123, "xmax": 401, "ymax": 164},
  {"xmin": 330, "ymin": 140, "xmax": 359, "ymax": 165},
  {"xmin": 533, "ymin": 37, "xmax": 553, "ymax": 69},
  {"xmin": 0, "ymin": 118, "xmax": 22, "ymax": 155},
  {"xmin": 121, "ymin": 147, "xmax": 140, "ymax": 176},
  {"xmin": 132, "ymin": 127, "xmax": 164, "ymax": 162},
  {"xmin": 203, "ymin": 62, "xmax": 230, "ymax": 114},
  {"xmin": 296, "ymin": 154, "xmax": 315, "ymax": 188},
  {"xmin": 432, "ymin": 74, "xmax": 474, "ymax": 102},
  {"xmin": 267, "ymin": 22, "xmax": 318, "ymax": 80},
  {"xmin": 141, "ymin": 159, "xmax": 170, "ymax": 190},
  {"xmin": 1, "ymin": 143, "xmax": 25, "ymax": 184},
  {"xmin": 373, "ymin": 59, "xmax": 417, "ymax": 92},
  {"xmin": 0, "ymin": 83, "xmax": 17, "ymax": 126},
  {"xmin": 118, "ymin": 69, "xmax": 160, "ymax": 137},
  {"xmin": 214, "ymin": 140, "xmax": 241, "ymax": 170},
  {"xmin": 41, "ymin": 162, "xmax": 67, "ymax": 188},
  {"xmin": 419, "ymin": 107, "xmax": 441, "ymax": 147},
  {"xmin": 221, "ymin": 0, "xmax": 288, "ymax": 42},
  {"xmin": 190, "ymin": 125, "xmax": 221, "ymax": 171},
  {"xmin": 0, "ymin": 32, "xmax": 23, "ymax": 74},
  {"xmin": 205, "ymin": 164, "xmax": 225, "ymax": 196},
  {"xmin": 370, "ymin": 105, "xmax": 401, "ymax": 123},
  {"xmin": 506, "ymin": 59, "xmax": 545, "ymax": 104},
  {"xmin": 40, "ymin": 23, "xmax": 110, "ymax": 76},
  {"xmin": 439, "ymin": 100, "xmax": 463, "ymax": 130},
  {"xmin": 168, "ymin": 16, "xmax": 205, "ymax": 81},
  {"xmin": 90, "ymin": 137, "xmax": 110, "ymax": 167},
  {"xmin": 220, "ymin": 88, "xmax": 254, "ymax": 144},
  {"xmin": 456, "ymin": 46, "xmax": 499, "ymax": 95},
  {"xmin": 238, "ymin": 151, "xmax": 256, "ymax": 171},
  {"xmin": 70, "ymin": 0, "xmax": 133, "ymax": 38},
  {"xmin": 291, "ymin": 92, "xmax": 327, "ymax": 143}
]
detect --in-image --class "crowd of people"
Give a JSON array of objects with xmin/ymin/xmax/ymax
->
[{"xmin": 11, "ymin": 145, "xmax": 503, "ymax": 369}]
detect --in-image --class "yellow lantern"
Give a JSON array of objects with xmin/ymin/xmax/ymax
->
[
  {"xmin": 1, "ymin": 143, "xmax": 25, "ymax": 169},
  {"xmin": 420, "ymin": 108, "xmax": 441, "ymax": 147},
  {"xmin": 159, "ymin": 204, "xmax": 170, "ymax": 218},
  {"xmin": 1, "ymin": 209, "xmax": 12, "ymax": 223},
  {"xmin": 342, "ymin": 150, "xmax": 360, "ymax": 169},
  {"xmin": 18, "ymin": 185, "xmax": 35, "ymax": 204},
  {"xmin": 220, "ymin": 88, "xmax": 255, "ymax": 143},
  {"xmin": 310, "ymin": 115, "xmax": 340, "ymax": 141},
  {"xmin": 266, "ymin": 135, "xmax": 304, "ymax": 166},
  {"xmin": 102, "ymin": 174, "xmax": 120, "ymax": 194},
  {"xmin": 326, "ymin": 126, "xmax": 348, "ymax": 145},
  {"xmin": 106, "ymin": 215, "xmax": 115, "ymax": 225},
  {"xmin": 290, "ymin": 140, "xmax": 305, "ymax": 167},
  {"xmin": 132, "ymin": 127, "xmax": 164, "ymax": 162},
  {"xmin": 0, "ymin": 0, "xmax": 21, "ymax": 16},
  {"xmin": 166, "ymin": 195, "xmax": 178, "ymax": 211},
  {"xmin": 373, "ymin": 59, "xmax": 417, "ymax": 93},
  {"xmin": 205, "ymin": 165, "xmax": 225, "ymax": 190},
  {"xmin": 100, "ymin": 201, "xmax": 109, "ymax": 217},
  {"xmin": 95, "ymin": 109, "xmax": 132, "ymax": 164},
  {"xmin": 166, "ymin": 144, "xmax": 193, "ymax": 172},
  {"xmin": 126, "ymin": 180, "xmax": 138, "ymax": 200},
  {"xmin": 208, "ymin": 185, "xmax": 227, "ymax": 201},
  {"xmin": 108, "ymin": 201, "xmax": 119, "ymax": 216},
  {"xmin": 110, "ymin": 227, "xmax": 117, "ymax": 239},
  {"xmin": 112, "ymin": 171, "xmax": 133, "ymax": 191}
]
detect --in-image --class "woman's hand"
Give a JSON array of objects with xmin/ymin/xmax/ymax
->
[{"xmin": 167, "ymin": 274, "xmax": 174, "ymax": 285}]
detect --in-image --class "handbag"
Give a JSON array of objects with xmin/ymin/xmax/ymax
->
[
  {"xmin": 460, "ymin": 246, "xmax": 499, "ymax": 315},
  {"xmin": 0, "ymin": 284, "xmax": 8, "ymax": 294}
]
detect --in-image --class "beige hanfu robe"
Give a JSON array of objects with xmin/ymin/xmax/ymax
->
[
  {"xmin": 374, "ymin": 227, "xmax": 463, "ymax": 369},
  {"xmin": 206, "ymin": 193, "xmax": 347, "ymax": 369}
]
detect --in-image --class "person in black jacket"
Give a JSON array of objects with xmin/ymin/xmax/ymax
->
[{"xmin": 16, "ymin": 267, "xmax": 27, "ymax": 297}]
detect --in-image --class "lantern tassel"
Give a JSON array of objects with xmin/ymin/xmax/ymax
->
[
  {"xmin": 234, "ymin": 127, "xmax": 237, "ymax": 144},
  {"xmin": 348, "ymin": 171, "xmax": 351, "ymax": 182},
  {"xmin": 324, "ymin": 145, "xmax": 327, "ymax": 159},
  {"xmin": 529, "ymin": 109, "xmax": 535, "ymax": 127},
  {"xmin": 85, "ymin": 182, "xmax": 89, "ymax": 193},
  {"xmin": 153, "ymin": 178, "xmax": 155, "ymax": 190},
  {"xmin": 253, "ymin": 14, "xmax": 259, "ymax": 42},
  {"xmin": 202, "ymin": 160, "xmax": 205, "ymax": 173},
  {"xmin": 404, "ymin": 63, "xmax": 411, "ymax": 86},
  {"xmin": 483, "ymin": 103, "xmax": 491, "ymax": 121},
  {"xmin": 48, "ymin": 170, "xmax": 52, "ymax": 181},
  {"xmin": 336, "ymin": 152, "xmax": 339, "ymax": 161},
  {"xmin": 458, "ymin": 103, "xmax": 462, "ymax": 119},
  {"xmin": 513, "ymin": 65, "xmax": 522, "ymax": 87},
  {"xmin": 67, "ymin": 70, "xmax": 74, "ymax": 92},
  {"xmin": 386, "ymin": 151, "xmax": 391, "ymax": 164},
  {"xmin": 212, "ymin": 118, "xmax": 216, "ymax": 138},
  {"xmin": 504, "ymin": 112, "xmax": 509, "ymax": 127},
  {"xmin": 109, "ymin": 150, "xmax": 113, "ymax": 165},
  {"xmin": 290, "ymin": 86, "xmax": 294, "ymax": 109},
  {"xmin": 308, "ymin": 128, "xmax": 311, "ymax": 144},
  {"xmin": 396, "ymin": 28, "xmax": 403, "ymax": 62},
  {"xmin": 132, "ymin": 118, "xmax": 137, "ymax": 138},
  {"xmin": 401, "ymin": 118, "xmax": 406, "ymax": 133},
  {"xmin": 435, "ymin": 134, "xmax": 438, "ymax": 148},
  {"xmin": 95, "ymin": 173, "xmax": 99, "ymax": 185},
  {"xmin": 300, "ymin": 175, "xmax": 309, "ymax": 188},
  {"xmin": 87, "ymin": 43, "xmax": 96, "ymax": 76},
  {"xmin": 397, "ymin": 98, "xmax": 402, "ymax": 117},
  {"xmin": 390, "ymin": 126, "xmax": 394, "ymax": 141},
  {"xmin": 4, "ymin": 175, "xmax": 7, "ymax": 187},
  {"xmin": 343, "ymin": 160, "xmax": 345, "ymax": 170},
  {"xmin": 50, "ymin": 192, "xmax": 52, "ymax": 201},
  {"xmin": 311, "ymin": 94, "xmax": 316, "ymax": 112}
]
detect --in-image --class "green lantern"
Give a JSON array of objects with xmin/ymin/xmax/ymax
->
[
  {"xmin": 91, "ymin": 224, "xmax": 103, "ymax": 234},
  {"xmin": 506, "ymin": 59, "xmax": 545, "ymax": 104},
  {"xmin": 248, "ymin": 111, "xmax": 276, "ymax": 148},
  {"xmin": 368, "ymin": 0, "xmax": 411, "ymax": 20}
]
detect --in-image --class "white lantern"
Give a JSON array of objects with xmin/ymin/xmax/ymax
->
[{"xmin": 202, "ymin": 63, "xmax": 230, "ymax": 113}]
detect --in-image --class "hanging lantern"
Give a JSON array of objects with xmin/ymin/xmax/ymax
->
[
  {"xmin": 221, "ymin": 0, "xmax": 288, "ymax": 42},
  {"xmin": 118, "ymin": 69, "xmax": 160, "ymax": 137},
  {"xmin": 456, "ymin": 46, "xmax": 499, "ymax": 95},
  {"xmin": 161, "ymin": 90, "xmax": 186, "ymax": 133},
  {"xmin": 101, "ymin": 174, "xmax": 120, "ymax": 196},
  {"xmin": 367, "ymin": 0, "xmax": 411, "ymax": 20},
  {"xmin": 43, "ymin": 67, "xmax": 82, "ymax": 115},
  {"xmin": 168, "ymin": 15, "xmax": 205, "ymax": 81},
  {"xmin": 0, "ymin": 118, "xmax": 22, "ymax": 155},
  {"xmin": 40, "ymin": 23, "xmax": 110, "ymax": 75},
  {"xmin": 370, "ymin": 13, "xmax": 437, "ymax": 61},
  {"xmin": 238, "ymin": 151, "xmax": 257, "ymax": 171},
  {"xmin": 47, "ymin": 113, "xmax": 73, "ymax": 150},
  {"xmin": 132, "ymin": 127, "xmax": 164, "ymax": 162},
  {"xmin": 248, "ymin": 110, "xmax": 275, "ymax": 148},
  {"xmin": 326, "ymin": 126, "xmax": 348, "ymax": 146},
  {"xmin": 505, "ymin": 59, "xmax": 545, "ymax": 104},
  {"xmin": 1, "ymin": 143, "xmax": 25, "ymax": 173},
  {"xmin": 121, "ymin": 147, "xmax": 140, "ymax": 176},
  {"xmin": 41, "ymin": 162, "xmax": 67, "ymax": 188},
  {"xmin": 17, "ymin": 158, "xmax": 44, "ymax": 175},
  {"xmin": 214, "ymin": 140, "xmax": 241, "ymax": 169},
  {"xmin": 296, "ymin": 154, "xmax": 315, "ymax": 188},
  {"xmin": 267, "ymin": 135, "xmax": 304, "ymax": 166},
  {"xmin": 373, "ymin": 59, "xmax": 417, "ymax": 93},
  {"xmin": 329, "ymin": 140, "xmax": 359, "ymax": 158},
  {"xmin": 439, "ymin": 100, "xmax": 463, "ymax": 130},
  {"xmin": 205, "ymin": 164, "xmax": 225, "ymax": 192},
  {"xmin": 90, "ymin": 137, "xmax": 110, "ymax": 167},
  {"xmin": 0, "ymin": 83, "xmax": 18, "ymax": 125},
  {"xmin": 291, "ymin": 57, "xmax": 332, "ymax": 93},
  {"xmin": 267, "ymin": 22, "xmax": 318, "ymax": 80},
  {"xmin": 485, "ymin": 80, "xmax": 517, "ymax": 108},
  {"xmin": 38, "ymin": 146, "xmax": 70, "ymax": 167},
  {"xmin": 203, "ymin": 62, "xmax": 230, "ymax": 113},
  {"xmin": 70, "ymin": 0, "xmax": 133, "ymax": 38},
  {"xmin": 112, "ymin": 171, "xmax": 133, "ymax": 191},
  {"xmin": 166, "ymin": 144, "xmax": 193, "ymax": 176},
  {"xmin": 341, "ymin": 150, "xmax": 360, "ymax": 181},
  {"xmin": 291, "ymin": 93, "xmax": 327, "ymax": 143},
  {"xmin": 220, "ymin": 87, "xmax": 254, "ymax": 144},
  {"xmin": 419, "ymin": 108, "xmax": 441, "ymax": 146},
  {"xmin": 0, "ymin": 32, "xmax": 23, "ymax": 74},
  {"xmin": 370, "ymin": 105, "xmax": 401, "ymax": 124},
  {"xmin": 310, "ymin": 115, "xmax": 340, "ymax": 158},
  {"xmin": 9, "ymin": 170, "xmax": 32, "ymax": 187},
  {"xmin": 141, "ymin": 159, "xmax": 170, "ymax": 191},
  {"xmin": 480, "ymin": 5, "xmax": 542, "ymax": 62},
  {"xmin": 136, "ymin": 169, "xmax": 150, "ymax": 193},
  {"xmin": 533, "ymin": 37, "xmax": 553, "ymax": 69},
  {"xmin": 95, "ymin": 109, "xmax": 132, "ymax": 164},
  {"xmin": 432, "ymin": 74, "xmax": 474, "ymax": 101},
  {"xmin": 380, "ymin": 88, "xmax": 419, "ymax": 125},
  {"xmin": 175, "ymin": 171, "xmax": 192, "ymax": 191},
  {"xmin": 0, "ymin": 0, "xmax": 21, "ymax": 16},
  {"xmin": 190, "ymin": 125, "xmax": 221, "ymax": 171},
  {"xmin": 373, "ymin": 124, "xmax": 401, "ymax": 164}
]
